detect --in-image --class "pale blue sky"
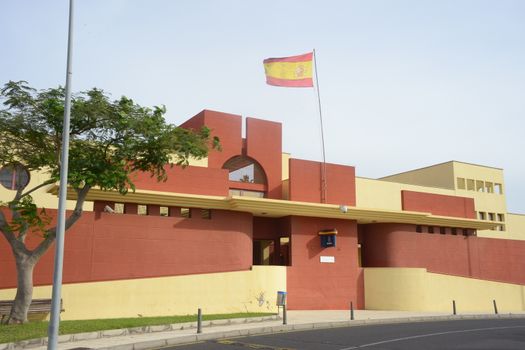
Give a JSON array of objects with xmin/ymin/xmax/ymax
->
[{"xmin": 1, "ymin": 0, "xmax": 524, "ymax": 213}]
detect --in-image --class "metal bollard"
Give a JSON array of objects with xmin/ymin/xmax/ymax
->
[
  {"xmin": 493, "ymin": 299, "xmax": 498, "ymax": 315},
  {"xmin": 350, "ymin": 301, "xmax": 354, "ymax": 321},
  {"xmin": 283, "ymin": 304, "xmax": 287, "ymax": 325},
  {"xmin": 452, "ymin": 300, "xmax": 457, "ymax": 315},
  {"xmin": 197, "ymin": 308, "xmax": 202, "ymax": 333}
]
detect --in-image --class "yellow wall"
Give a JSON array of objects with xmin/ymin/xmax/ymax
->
[
  {"xmin": 0, "ymin": 266, "xmax": 286, "ymax": 320},
  {"xmin": 506, "ymin": 213, "xmax": 525, "ymax": 241},
  {"xmin": 0, "ymin": 169, "xmax": 91, "ymax": 211},
  {"xmin": 379, "ymin": 161, "xmax": 456, "ymax": 190},
  {"xmin": 365, "ymin": 268, "xmax": 525, "ymax": 313},
  {"xmin": 356, "ymin": 177, "xmax": 457, "ymax": 211}
]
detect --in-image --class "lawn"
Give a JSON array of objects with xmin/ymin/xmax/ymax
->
[{"xmin": 0, "ymin": 312, "xmax": 274, "ymax": 344}]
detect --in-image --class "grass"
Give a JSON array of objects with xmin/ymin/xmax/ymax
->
[{"xmin": 0, "ymin": 312, "xmax": 274, "ymax": 344}]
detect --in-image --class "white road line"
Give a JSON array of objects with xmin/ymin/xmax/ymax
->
[{"xmin": 339, "ymin": 325, "xmax": 525, "ymax": 349}]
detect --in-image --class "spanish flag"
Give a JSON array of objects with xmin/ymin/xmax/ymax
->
[{"xmin": 263, "ymin": 52, "xmax": 314, "ymax": 87}]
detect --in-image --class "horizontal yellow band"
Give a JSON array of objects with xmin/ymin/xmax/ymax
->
[{"xmin": 264, "ymin": 61, "xmax": 313, "ymax": 80}]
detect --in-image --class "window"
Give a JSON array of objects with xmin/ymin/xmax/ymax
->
[
  {"xmin": 488, "ymin": 212, "xmax": 495, "ymax": 221},
  {"xmin": 416, "ymin": 225, "xmax": 422, "ymax": 233},
  {"xmin": 485, "ymin": 182, "xmax": 494, "ymax": 193},
  {"xmin": 466, "ymin": 179, "xmax": 475, "ymax": 191},
  {"xmin": 440, "ymin": 227, "xmax": 446, "ymax": 235},
  {"xmin": 181, "ymin": 208, "xmax": 191, "ymax": 218},
  {"xmin": 201, "ymin": 209, "xmax": 211, "ymax": 220},
  {"xmin": 494, "ymin": 183, "xmax": 503, "ymax": 194},
  {"xmin": 451, "ymin": 228, "xmax": 457, "ymax": 235},
  {"xmin": 114, "ymin": 203, "xmax": 124, "ymax": 214},
  {"xmin": 138, "ymin": 205, "xmax": 148, "ymax": 215},
  {"xmin": 497, "ymin": 213, "xmax": 505, "ymax": 222},
  {"xmin": 0, "ymin": 164, "xmax": 30, "ymax": 190},
  {"xmin": 228, "ymin": 189, "xmax": 265, "ymax": 198},
  {"xmin": 427, "ymin": 226, "xmax": 434, "ymax": 234},
  {"xmin": 223, "ymin": 156, "xmax": 266, "ymax": 184},
  {"xmin": 160, "ymin": 207, "xmax": 170, "ymax": 217},
  {"xmin": 457, "ymin": 178, "xmax": 466, "ymax": 190},
  {"xmin": 476, "ymin": 180, "xmax": 484, "ymax": 192},
  {"xmin": 478, "ymin": 212, "xmax": 486, "ymax": 220},
  {"xmin": 498, "ymin": 224, "xmax": 506, "ymax": 231},
  {"xmin": 462, "ymin": 229, "xmax": 469, "ymax": 236}
]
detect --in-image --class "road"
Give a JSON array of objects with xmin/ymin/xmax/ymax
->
[{"xmin": 156, "ymin": 318, "xmax": 525, "ymax": 350}]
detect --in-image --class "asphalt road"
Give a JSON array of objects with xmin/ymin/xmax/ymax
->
[{"xmin": 157, "ymin": 318, "xmax": 525, "ymax": 350}]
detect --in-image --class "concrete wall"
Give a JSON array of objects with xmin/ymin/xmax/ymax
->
[
  {"xmin": 365, "ymin": 268, "xmax": 525, "ymax": 313},
  {"xmin": 0, "ymin": 266, "xmax": 286, "ymax": 320}
]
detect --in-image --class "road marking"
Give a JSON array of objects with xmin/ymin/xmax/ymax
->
[
  {"xmin": 339, "ymin": 325, "xmax": 525, "ymax": 349},
  {"xmin": 215, "ymin": 339, "xmax": 295, "ymax": 350}
]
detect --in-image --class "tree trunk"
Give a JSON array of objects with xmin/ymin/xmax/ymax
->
[{"xmin": 5, "ymin": 255, "xmax": 35, "ymax": 324}]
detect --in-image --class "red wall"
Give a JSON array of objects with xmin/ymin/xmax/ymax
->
[
  {"xmin": 246, "ymin": 118, "xmax": 282, "ymax": 199},
  {"xmin": 131, "ymin": 165, "xmax": 229, "ymax": 196},
  {"xmin": 401, "ymin": 190, "xmax": 476, "ymax": 219},
  {"xmin": 361, "ymin": 224, "xmax": 525, "ymax": 285},
  {"xmin": 288, "ymin": 159, "xmax": 356, "ymax": 205},
  {"xmin": 285, "ymin": 216, "xmax": 363, "ymax": 310},
  {"xmin": 0, "ymin": 209, "xmax": 253, "ymax": 289},
  {"xmin": 179, "ymin": 110, "xmax": 283, "ymax": 200}
]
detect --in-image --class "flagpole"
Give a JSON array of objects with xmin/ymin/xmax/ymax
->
[{"xmin": 313, "ymin": 49, "xmax": 327, "ymax": 203}]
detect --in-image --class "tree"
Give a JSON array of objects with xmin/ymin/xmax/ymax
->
[{"xmin": 0, "ymin": 81, "xmax": 219, "ymax": 323}]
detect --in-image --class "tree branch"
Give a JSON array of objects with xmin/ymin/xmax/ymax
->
[
  {"xmin": 29, "ymin": 185, "xmax": 91, "ymax": 263},
  {"xmin": 20, "ymin": 179, "xmax": 56, "ymax": 199},
  {"xmin": 0, "ymin": 210, "xmax": 16, "ymax": 242}
]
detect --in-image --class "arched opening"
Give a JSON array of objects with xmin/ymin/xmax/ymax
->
[{"xmin": 223, "ymin": 156, "xmax": 267, "ymax": 198}]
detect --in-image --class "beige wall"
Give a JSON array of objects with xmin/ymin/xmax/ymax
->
[
  {"xmin": 506, "ymin": 214, "xmax": 525, "ymax": 241},
  {"xmin": 0, "ymin": 266, "xmax": 286, "ymax": 320},
  {"xmin": 365, "ymin": 268, "xmax": 525, "ymax": 313}
]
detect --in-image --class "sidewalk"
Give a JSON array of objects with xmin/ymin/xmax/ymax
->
[{"xmin": 4, "ymin": 310, "xmax": 525, "ymax": 350}]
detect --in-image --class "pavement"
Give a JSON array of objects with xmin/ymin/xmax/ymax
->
[{"xmin": 3, "ymin": 310, "xmax": 525, "ymax": 350}]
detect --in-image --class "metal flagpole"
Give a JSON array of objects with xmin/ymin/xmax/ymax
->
[
  {"xmin": 47, "ymin": 0, "xmax": 74, "ymax": 348},
  {"xmin": 313, "ymin": 49, "xmax": 327, "ymax": 203}
]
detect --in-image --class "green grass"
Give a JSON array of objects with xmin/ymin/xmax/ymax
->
[{"xmin": 0, "ymin": 312, "xmax": 274, "ymax": 344}]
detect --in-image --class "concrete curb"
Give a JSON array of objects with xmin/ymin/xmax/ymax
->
[
  {"xmin": 0, "ymin": 315, "xmax": 279, "ymax": 350},
  {"xmin": 2, "ymin": 313, "xmax": 525, "ymax": 350}
]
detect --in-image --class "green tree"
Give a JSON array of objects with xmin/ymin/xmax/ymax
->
[{"xmin": 0, "ymin": 81, "xmax": 219, "ymax": 324}]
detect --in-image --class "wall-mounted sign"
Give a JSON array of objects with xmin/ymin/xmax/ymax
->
[
  {"xmin": 319, "ymin": 228, "xmax": 337, "ymax": 248},
  {"xmin": 320, "ymin": 256, "xmax": 335, "ymax": 263}
]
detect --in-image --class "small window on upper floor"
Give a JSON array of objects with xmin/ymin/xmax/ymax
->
[
  {"xmin": 0, "ymin": 163, "xmax": 30, "ymax": 190},
  {"xmin": 485, "ymin": 182, "xmax": 494, "ymax": 193},
  {"xmin": 114, "ymin": 203, "xmax": 124, "ymax": 214},
  {"xmin": 160, "ymin": 206, "xmax": 170, "ymax": 217},
  {"xmin": 457, "ymin": 178, "xmax": 466, "ymax": 190},
  {"xmin": 466, "ymin": 179, "xmax": 475, "ymax": 191},
  {"xmin": 451, "ymin": 228, "xmax": 458, "ymax": 235},
  {"xmin": 427, "ymin": 226, "xmax": 434, "ymax": 234},
  {"xmin": 138, "ymin": 205, "xmax": 148, "ymax": 215},
  {"xmin": 488, "ymin": 212, "xmax": 495, "ymax": 221},
  {"xmin": 181, "ymin": 208, "xmax": 191, "ymax": 218},
  {"xmin": 201, "ymin": 209, "xmax": 211, "ymax": 220},
  {"xmin": 478, "ymin": 212, "xmax": 486, "ymax": 220},
  {"xmin": 476, "ymin": 180, "xmax": 484, "ymax": 192},
  {"xmin": 494, "ymin": 183, "xmax": 503, "ymax": 195},
  {"xmin": 497, "ymin": 213, "xmax": 505, "ymax": 222},
  {"xmin": 440, "ymin": 227, "xmax": 446, "ymax": 235},
  {"xmin": 416, "ymin": 225, "xmax": 422, "ymax": 233}
]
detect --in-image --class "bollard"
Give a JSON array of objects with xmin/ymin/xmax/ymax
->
[
  {"xmin": 350, "ymin": 301, "xmax": 354, "ymax": 321},
  {"xmin": 493, "ymin": 299, "xmax": 498, "ymax": 314},
  {"xmin": 197, "ymin": 308, "xmax": 202, "ymax": 333},
  {"xmin": 452, "ymin": 300, "xmax": 457, "ymax": 315},
  {"xmin": 283, "ymin": 304, "xmax": 287, "ymax": 325}
]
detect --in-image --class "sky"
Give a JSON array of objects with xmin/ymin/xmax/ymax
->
[{"xmin": 1, "ymin": 0, "xmax": 524, "ymax": 213}]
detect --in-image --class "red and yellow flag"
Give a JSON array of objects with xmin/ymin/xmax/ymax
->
[{"xmin": 263, "ymin": 52, "xmax": 313, "ymax": 87}]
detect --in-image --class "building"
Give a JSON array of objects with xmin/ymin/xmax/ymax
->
[{"xmin": 1, "ymin": 109, "xmax": 525, "ymax": 320}]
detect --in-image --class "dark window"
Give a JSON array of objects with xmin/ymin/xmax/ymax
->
[
  {"xmin": 440, "ymin": 227, "xmax": 446, "ymax": 235},
  {"xmin": 416, "ymin": 225, "xmax": 422, "ymax": 233},
  {"xmin": 428, "ymin": 226, "xmax": 434, "ymax": 234},
  {"xmin": 451, "ymin": 228, "xmax": 457, "ymax": 235}
]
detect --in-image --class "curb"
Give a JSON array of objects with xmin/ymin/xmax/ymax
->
[
  {"xmin": 0, "ymin": 315, "xmax": 279, "ymax": 350},
  {"xmin": 3, "ymin": 313, "xmax": 525, "ymax": 350}
]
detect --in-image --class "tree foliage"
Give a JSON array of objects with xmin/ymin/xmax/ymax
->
[{"xmin": 0, "ymin": 80, "xmax": 219, "ymax": 323}]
